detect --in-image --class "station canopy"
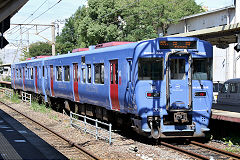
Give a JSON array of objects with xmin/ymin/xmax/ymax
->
[
  {"xmin": 0, "ymin": 0, "xmax": 28, "ymax": 23},
  {"xmin": 168, "ymin": 23, "xmax": 240, "ymax": 49}
]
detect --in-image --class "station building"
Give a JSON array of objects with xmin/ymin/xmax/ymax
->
[{"xmin": 165, "ymin": 0, "xmax": 240, "ymax": 82}]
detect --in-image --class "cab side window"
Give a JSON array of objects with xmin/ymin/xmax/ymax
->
[
  {"xmin": 220, "ymin": 83, "xmax": 229, "ymax": 93},
  {"xmin": 230, "ymin": 83, "xmax": 238, "ymax": 93}
]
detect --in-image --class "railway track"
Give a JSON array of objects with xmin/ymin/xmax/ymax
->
[
  {"xmin": 160, "ymin": 141, "xmax": 240, "ymax": 160},
  {"xmin": 0, "ymin": 100, "xmax": 100, "ymax": 160}
]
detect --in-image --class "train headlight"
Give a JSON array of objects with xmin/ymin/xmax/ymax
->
[{"xmin": 146, "ymin": 92, "xmax": 160, "ymax": 98}]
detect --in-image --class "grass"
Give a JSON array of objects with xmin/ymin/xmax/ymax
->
[
  {"xmin": 49, "ymin": 114, "xmax": 58, "ymax": 121},
  {"xmin": 1, "ymin": 92, "xmax": 20, "ymax": 104},
  {"xmin": 222, "ymin": 137, "xmax": 240, "ymax": 146},
  {"xmin": 30, "ymin": 101, "xmax": 51, "ymax": 113},
  {"xmin": 11, "ymin": 93, "xmax": 21, "ymax": 104},
  {"xmin": 222, "ymin": 137, "xmax": 240, "ymax": 153}
]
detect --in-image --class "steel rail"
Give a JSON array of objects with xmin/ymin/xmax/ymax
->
[
  {"xmin": 0, "ymin": 100, "xmax": 100, "ymax": 160},
  {"xmin": 160, "ymin": 141, "xmax": 209, "ymax": 160},
  {"xmin": 191, "ymin": 141, "xmax": 240, "ymax": 159}
]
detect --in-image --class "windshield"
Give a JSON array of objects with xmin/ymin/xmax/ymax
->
[
  {"xmin": 213, "ymin": 83, "xmax": 223, "ymax": 92},
  {"xmin": 138, "ymin": 58, "xmax": 164, "ymax": 80},
  {"xmin": 193, "ymin": 58, "xmax": 212, "ymax": 80}
]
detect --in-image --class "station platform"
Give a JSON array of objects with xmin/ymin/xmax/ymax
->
[
  {"xmin": 0, "ymin": 109, "xmax": 67, "ymax": 160},
  {"xmin": 211, "ymin": 103, "xmax": 240, "ymax": 123}
]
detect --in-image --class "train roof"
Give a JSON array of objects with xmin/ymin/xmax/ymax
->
[
  {"xmin": 44, "ymin": 41, "xmax": 139, "ymax": 61},
  {"xmin": 224, "ymin": 78, "xmax": 240, "ymax": 83},
  {"xmin": 12, "ymin": 37, "xmax": 211, "ymax": 66}
]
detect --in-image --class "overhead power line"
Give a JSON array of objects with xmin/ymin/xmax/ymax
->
[
  {"xmin": 23, "ymin": 0, "xmax": 48, "ymax": 23},
  {"xmin": 12, "ymin": 0, "xmax": 62, "ymax": 40},
  {"xmin": 7, "ymin": 0, "xmax": 48, "ymax": 34},
  {"xmin": 27, "ymin": 0, "xmax": 62, "ymax": 25}
]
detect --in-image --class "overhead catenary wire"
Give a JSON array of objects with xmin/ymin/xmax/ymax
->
[
  {"xmin": 13, "ymin": 0, "xmax": 62, "ymax": 40},
  {"xmin": 26, "ymin": 0, "xmax": 62, "ymax": 26},
  {"xmin": 7, "ymin": 0, "xmax": 48, "ymax": 34},
  {"xmin": 10, "ymin": 0, "xmax": 140, "ymax": 45}
]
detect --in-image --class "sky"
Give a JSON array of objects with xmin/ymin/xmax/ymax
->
[
  {"xmin": 2, "ymin": 0, "xmax": 235, "ymax": 54},
  {"xmin": 5, "ymin": 0, "xmax": 87, "ymax": 48}
]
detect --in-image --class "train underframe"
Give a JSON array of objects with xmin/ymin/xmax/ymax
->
[{"xmin": 14, "ymin": 89, "xmax": 209, "ymax": 139}]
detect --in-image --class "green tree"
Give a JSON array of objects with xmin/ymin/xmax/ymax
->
[
  {"xmin": 56, "ymin": 16, "xmax": 77, "ymax": 54},
  {"xmin": 21, "ymin": 41, "xmax": 52, "ymax": 60},
  {"xmin": 56, "ymin": 0, "xmax": 202, "ymax": 53}
]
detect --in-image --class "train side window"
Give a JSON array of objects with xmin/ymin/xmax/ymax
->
[
  {"xmin": 230, "ymin": 83, "xmax": 238, "ymax": 93},
  {"xmin": 138, "ymin": 58, "xmax": 164, "ymax": 80},
  {"xmin": 193, "ymin": 58, "xmax": 212, "ymax": 80},
  {"xmin": 56, "ymin": 66, "xmax": 62, "ymax": 81},
  {"xmin": 25, "ymin": 68, "xmax": 28, "ymax": 79},
  {"xmin": 81, "ymin": 56, "xmax": 85, "ymax": 65},
  {"xmin": 94, "ymin": 63, "xmax": 104, "ymax": 84},
  {"xmin": 220, "ymin": 83, "xmax": 229, "ymax": 93},
  {"xmin": 30, "ymin": 68, "xmax": 33, "ymax": 79},
  {"xmin": 87, "ymin": 64, "xmax": 91, "ymax": 83},
  {"xmin": 20, "ymin": 69, "xmax": 22, "ymax": 78},
  {"xmin": 64, "ymin": 66, "xmax": 70, "ymax": 81},
  {"xmin": 16, "ymin": 69, "xmax": 18, "ymax": 79},
  {"xmin": 127, "ymin": 59, "xmax": 132, "ymax": 82},
  {"xmin": 82, "ymin": 68, "xmax": 86, "ymax": 83},
  {"xmin": 110, "ymin": 63, "xmax": 113, "ymax": 84},
  {"xmin": 42, "ymin": 66, "xmax": 45, "ymax": 77}
]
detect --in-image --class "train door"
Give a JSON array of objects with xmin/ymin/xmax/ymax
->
[
  {"xmin": 73, "ymin": 63, "xmax": 80, "ymax": 102},
  {"xmin": 50, "ymin": 65, "xmax": 55, "ymax": 97},
  {"xmin": 110, "ymin": 60, "xmax": 120, "ymax": 111},
  {"xmin": 35, "ymin": 66, "xmax": 38, "ymax": 93},
  {"xmin": 169, "ymin": 56, "xmax": 189, "ymax": 110},
  {"xmin": 218, "ymin": 82, "xmax": 229, "ymax": 104}
]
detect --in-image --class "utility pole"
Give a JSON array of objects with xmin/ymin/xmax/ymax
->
[
  {"xmin": 27, "ymin": 30, "xmax": 29, "ymax": 52},
  {"xmin": 20, "ymin": 25, "xmax": 22, "ymax": 51},
  {"xmin": 51, "ymin": 22, "xmax": 55, "ymax": 56}
]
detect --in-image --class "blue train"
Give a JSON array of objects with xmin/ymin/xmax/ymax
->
[{"xmin": 11, "ymin": 37, "xmax": 213, "ymax": 139}]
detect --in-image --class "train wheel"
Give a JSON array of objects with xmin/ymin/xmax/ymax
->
[
  {"xmin": 46, "ymin": 96, "xmax": 52, "ymax": 107},
  {"xmin": 74, "ymin": 103, "xmax": 79, "ymax": 113},
  {"xmin": 79, "ymin": 103, "xmax": 86, "ymax": 115},
  {"xmin": 95, "ymin": 106, "xmax": 103, "ymax": 121}
]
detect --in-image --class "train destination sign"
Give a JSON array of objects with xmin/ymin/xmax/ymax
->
[{"xmin": 159, "ymin": 41, "xmax": 197, "ymax": 49}]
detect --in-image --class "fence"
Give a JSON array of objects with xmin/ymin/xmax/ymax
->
[
  {"xmin": 21, "ymin": 92, "xmax": 32, "ymax": 105},
  {"xmin": 70, "ymin": 111, "xmax": 112, "ymax": 144}
]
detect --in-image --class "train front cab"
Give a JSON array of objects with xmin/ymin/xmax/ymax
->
[
  {"xmin": 217, "ymin": 78, "xmax": 240, "ymax": 105},
  {"xmin": 133, "ymin": 37, "xmax": 213, "ymax": 138}
]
